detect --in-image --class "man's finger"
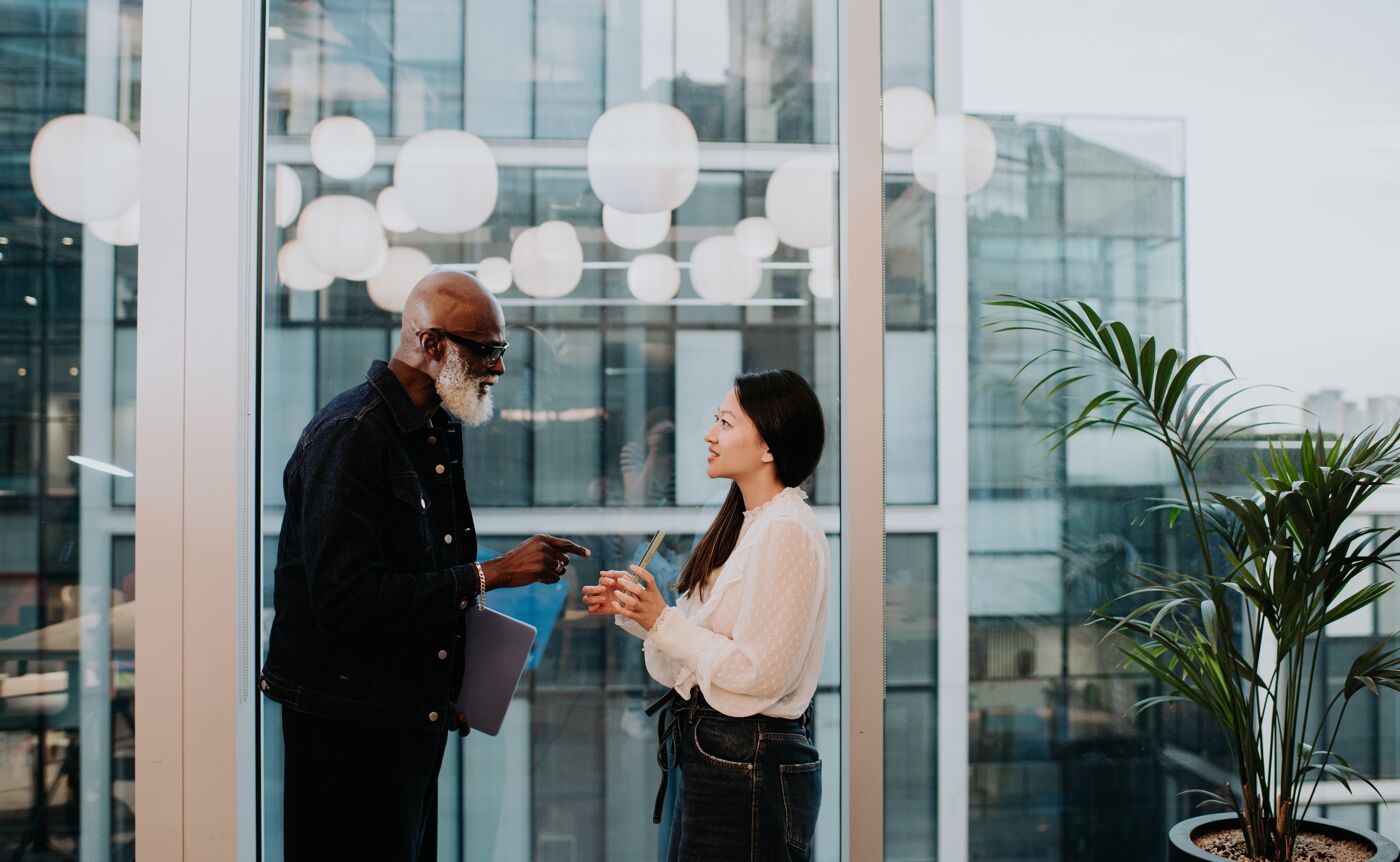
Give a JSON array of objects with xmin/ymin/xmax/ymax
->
[{"xmin": 541, "ymin": 535, "xmax": 591, "ymax": 557}]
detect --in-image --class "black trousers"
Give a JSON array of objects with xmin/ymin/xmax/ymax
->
[{"xmin": 281, "ymin": 706, "xmax": 449, "ymax": 862}]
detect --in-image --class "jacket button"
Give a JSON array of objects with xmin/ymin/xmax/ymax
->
[
  {"xmin": 459, "ymin": 599, "xmax": 469, "ymax": 610},
  {"xmin": 260, "ymin": 679, "xmax": 269, "ymax": 692},
  {"xmin": 435, "ymin": 464, "xmax": 446, "ymax": 475},
  {"xmin": 428, "ymin": 711, "xmax": 439, "ymax": 723},
  {"xmin": 427, "ymin": 435, "xmax": 438, "ymax": 445},
  {"xmin": 438, "ymin": 649, "xmax": 448, "ymax": 660},
  {"xmin": 420, "ymin": 498, "xmax": 426, "ymax": 510},
  {"xmin": 443, "ymin": 534, "xmax": 453, "ymax": 545}
]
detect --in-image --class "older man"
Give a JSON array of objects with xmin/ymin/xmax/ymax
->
[{"xmin": 261, "ymin": 272, "xmax": 588, "ymax": 861}]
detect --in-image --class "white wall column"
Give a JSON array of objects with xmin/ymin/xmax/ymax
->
[
  {"xmin": 838, "ymin": 0, "xmax": 886, "ymax": 858},
  {"xmin": 135, "ymin": 0, "xmax": 262, "ymax": 858},
  {"xmin": 935, "ymin": 0, "xmax": 973, "ymax": 858}
]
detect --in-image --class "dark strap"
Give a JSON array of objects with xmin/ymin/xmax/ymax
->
[{"xmin": 647, "ymin": 690, "xmax": 689, "ymax": 824}]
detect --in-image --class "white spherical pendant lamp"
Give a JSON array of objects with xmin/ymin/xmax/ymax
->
[
  {"xmin": 367, "ymin": 246, "xmax": 433, "ymax": 312},
  {"xmin": 475, "ymin": 257, "xmax": 513, "ymax": 294},
  {"xmin": 274, "ymin": 165, "xmax": 303, "ymax": 228},
  {"xmin": 603, "ymin": 205, "xmax": 670, "ymax": 250},
  {"xmin": 689, "ymin": 235, "xmax": 762, "ymax": 304},
  {"xmin": 587, "ymin": 102, "xmax": 699, "ymax": 214},
  {"xmin": 764, "ymin": 153, "xmax": 836, "ymax": 250},
  {"xmin": 310, "ymin": 116, "xmax": 376, "ymax": 180},
  {"xmin": 733, "ymin": 216, "xmax": 778, "ymax": 259},
  {"xmin": 882, "ymin": 86, "xmax": 936, "ymax": 150},
  {"xmin": 510, "ymin": 226, "xmax": 583, "ymax": 299},
  {"xmin": 296, "ymin": 195, "xmax": 388, "ymax": 279},
  {"xmin": 393, "ymin": 130, "xmax": 499, "ymax": 234},
  {"xmin": 807, "ymin": 271, "xmax": 835, "ymax": 300},
  {"xmin": 89, "ymin": 202, "xmax": 139, "ymax": 246},
  {"xmin": 627, "ymin": 254, "xmax": 680, "ymax": 303},
  {"xmin": 375, "ymin": 186, "xmax": 418, "ymax": 233},
  {"xmin": 30, "ymin": 114, "xmax": 141, "ymax": 224},
  {"xmin": 911, "ymin": 114, "xmax": 998, "ymax": 195},
  {"xmin": 277, "ymin": 240, "xmax": 334, "ymax": 292}
]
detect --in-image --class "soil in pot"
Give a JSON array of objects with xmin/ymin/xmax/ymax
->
[{"xmin": 1194, "ymin": 826, "xmax": 1375, "ymax": 862}]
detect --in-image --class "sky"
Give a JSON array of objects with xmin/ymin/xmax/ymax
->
[{"xmin": 963, "ymin": 0, "xmax": 1400, "ymax": 410}]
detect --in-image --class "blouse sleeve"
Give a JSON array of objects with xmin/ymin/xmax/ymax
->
[{"xmin": 645, "ymin": 518, "xmax": 826, "ymax": 713}]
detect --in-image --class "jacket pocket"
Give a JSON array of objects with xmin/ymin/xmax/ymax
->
[
  {"xmin": 779, "ymin": 759, "xmax": 822, "ymax": 854},
  {"xmin": 387, "ymin": 472, "xmax": 431, "ymax": 557}
]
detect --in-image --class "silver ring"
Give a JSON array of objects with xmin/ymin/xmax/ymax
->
[{"xmin": 555, "ymin": 559, "xmax": 566, "ymax": 573}]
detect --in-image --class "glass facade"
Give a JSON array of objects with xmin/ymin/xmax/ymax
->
[
  {"xmin": 258, "ymin": 1, "xmax": 844, "ymax": 859},
  {"xmin": 0, "ymin": 1, "xmax": 141, "ymax": 858},
  {"xmin": 3, "ymin": 0, "xmax": 1398, "ymax": 859}
]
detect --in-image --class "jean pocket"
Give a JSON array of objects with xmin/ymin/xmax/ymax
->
[
  {"xmin": 691, "ymin": 718, "xmax": 757, "ymax": 771},
  {"xmin": 779, "ymin": 760, "xmax": 822, "ymax": 854}
]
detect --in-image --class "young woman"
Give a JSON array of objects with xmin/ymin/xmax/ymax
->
[{"xmin": 582, "ymin": 368, "xmax": 829, "ymax": 862}]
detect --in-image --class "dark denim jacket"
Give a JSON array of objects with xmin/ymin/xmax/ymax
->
[{"xmin": 260, "ymin": 360, "xmax": 480, "ymax": 729}]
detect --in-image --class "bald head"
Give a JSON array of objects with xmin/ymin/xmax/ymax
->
[{"xmin": 401, "ymin": 270, "xmax": 503, "ymax": 342}]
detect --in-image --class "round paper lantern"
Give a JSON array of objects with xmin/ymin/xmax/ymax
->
[
  {"xmin": 603, "ymin": 205, "xmax": 669, "ymax": 250},
  {"xmin": 734, "ymin": 216, "xmax": 778, "ymax": 259},
  {"xmin": 689, "ymin": 235, "xmax": 762, "ymax": 304},
  {"xmin": 89, "ymin": 202, "xmax": 139, "ymax": 246},
  {"xmin": 277, "ymin": 240, "xmax": 333, "ymax": 291},
  {"xmin": 511, "ymin": 227, "xmax": 583, "ymax": 298},
  {"xmin": 808, "ymin": 245, "xmax": 834, "ymax": 275},
  {"xmin": 912, "ymin": 114, "xmax": 998, "ymax": 195},
  {"xmin": 764, "ymin": 153, "xmax": 836, "ymax": 250},
  {"xmin": 30, "ymin": 114, "xmax": 141, "ymax": 223},
  {"xmin": 587, "ymin": 102, "xmax": 699, "ymax": 214},
  {"xmin": 882, "ymin": 86, "xmax": 936, "ymax": 150},
  {"xmin": 476, "ymin": 257, "xmax": 513, "ymax": 294},
  {"xmin": 393, "ymin": 130, "xmax": 499, "ymax": 234},
  {"xmin": 274, "ymin": 165, "xmax": 303, "ymax": 228},
  {"xmin": 807, "ymin": 271, "xmax": 835, "ymax": 300},
  {"xmin": 375, "ymin": 187, "xmax": 417, "ymax": 233},
  {"xmin": 367, "ymin": 246, "xmax": 433, "ymax": 312},
  {"xmin": 627, "ymin": 254, "xmax": 680, "ymax": 303},
  {"xmin": 296, "ymin": 195, "xmax": 387, "ymax": 279},
  {"xmin": 537, "ymin": 220, "xmax": 580, "ymax": 260},
  {"xmin": 310, "ymin": 116, "xmax": 376, "ymax": 180}
]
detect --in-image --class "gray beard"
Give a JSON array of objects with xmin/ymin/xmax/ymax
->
[{"xmin": 436, "ymin": 347, "xmax": 495, "ymax": 426}]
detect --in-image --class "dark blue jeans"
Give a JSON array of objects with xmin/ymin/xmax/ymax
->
[{"xmin": 656, "ymin": 694, "xmax": 822, "ymax": 862}]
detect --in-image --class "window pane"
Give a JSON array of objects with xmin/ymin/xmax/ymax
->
[
  {"xmin": 0, "ymin": 1, "xmax": 143, "ymax": 857},
  {"xmin": 259, "ymin": 2, "xmax": 843, "ymax": 858}
]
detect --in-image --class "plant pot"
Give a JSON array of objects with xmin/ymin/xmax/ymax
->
[{"xmin": 1169, "ymin": 813, "xmax": 1400, "ymax": 862}]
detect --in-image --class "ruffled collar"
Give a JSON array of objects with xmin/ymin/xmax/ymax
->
[{"xmin": 742, "ymin": 486, "xmax": 808, "ymax": 520}]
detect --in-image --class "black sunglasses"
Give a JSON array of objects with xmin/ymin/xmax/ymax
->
[{"xmin": 426, "ymin": 329, "xmax": 509, "ymax": 363}]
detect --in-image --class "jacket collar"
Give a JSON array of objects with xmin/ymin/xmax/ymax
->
[{"xmin": 366, "ymin": 360, "xmax": 442, "ymax": 434}]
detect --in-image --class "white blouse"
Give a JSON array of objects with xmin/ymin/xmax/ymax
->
[{"xmin": 616, "ymin": 487, "xmax": 830, "ymax": 719}]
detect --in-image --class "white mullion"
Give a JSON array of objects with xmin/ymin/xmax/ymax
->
[
  {"xmin": 136, "ymin": 0, "xmax": 263, "ymax": 859},
  {"xmin": 838, "ymin": 0, "xmax": 886, "ymax": 858},
  {"xmin": 935, "ymin": 0, "xmax": 972, "ymax": 859}
]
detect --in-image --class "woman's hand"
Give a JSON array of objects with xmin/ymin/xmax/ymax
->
[
  {"xmin": 613, "ymin": 566, "xmax": 669, "ymax": 631},
  {"xmin": 582, "ymin": 573, "xmax": 622, "ymax": 615}
]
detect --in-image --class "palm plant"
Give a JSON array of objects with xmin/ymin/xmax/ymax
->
[{"xmin": 988, "ymin": 296, "xmax": 1400, "ymax": 861}]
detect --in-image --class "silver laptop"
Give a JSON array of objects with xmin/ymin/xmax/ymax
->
[{"xmin": 455, "ymin": 606, "xmax": 536, "ymax": 736}]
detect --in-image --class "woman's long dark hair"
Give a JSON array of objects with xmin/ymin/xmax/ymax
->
[{"xmin": 675, "ymin": 369, "xmax": 826, "ymax": 598}]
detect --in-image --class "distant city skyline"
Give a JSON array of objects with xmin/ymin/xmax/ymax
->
[{"xmin": 965, "ymin": 0, "xmax": 1400, "ymax": 406}]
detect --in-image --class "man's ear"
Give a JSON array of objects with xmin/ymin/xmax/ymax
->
[{"xmin": 419, "ymin": 330, "xmax": 445, "ymax": 362}]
